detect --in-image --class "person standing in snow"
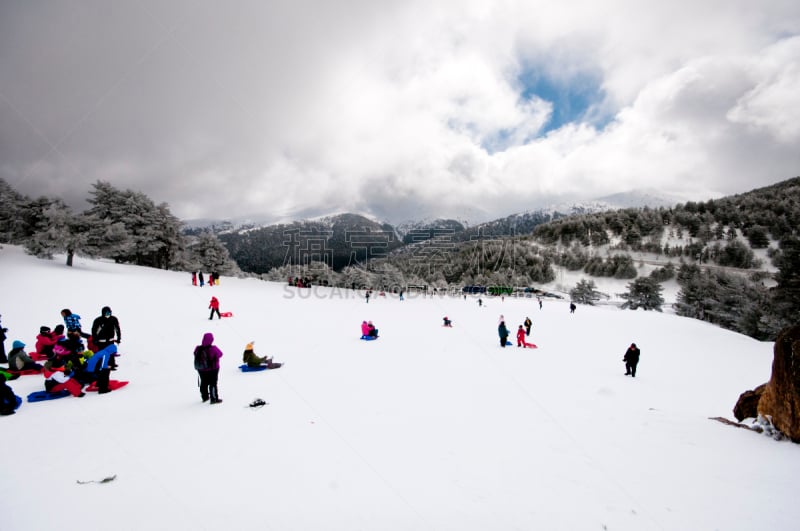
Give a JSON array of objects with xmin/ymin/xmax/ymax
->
[
  {"xmin": 92, "ymin": 306, "xmax": 121, "ymax": 369},
  {"xmin": 569, "ymin": 302, "xmax": 576, "ymax": 314},
  {"xmin": 199, "ymin": 271, "xmax": 205, "ymax": 287},
  {"xmin": 195, "ymin": 332, "xmax": 223, "ymax": 404},
  {"xmin": 61, "ymin": 309, "xmax": 90, "ymax": 339},
  {"xmin": 624, "ymin": 343, "xmax": 641, "ymax": 377},
  {"xmin": 192, "ymin": 272, "xmax": 197, "ymax": 286},
  {"xmin": 516, "ymin": 325, "xmax": 527, "ymax": 347},
  {"xmin": 208, "ymin": 296, "xmax": 221, "ymax": 320},
  {"xmin": 0, "ymin": 314, "xmax": 8, "ymax": 364},
  {"xmin": 498, "ymin": 320, "xmax": 509, "ymax": 348},
  {"xmin": 524, "ymin": 317, "xmax": 532, "ymax": 336}
]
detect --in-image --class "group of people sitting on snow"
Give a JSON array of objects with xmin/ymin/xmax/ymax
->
[{"xmin": 0, "ymin": 306, "xmax": 123, "ymax": 412}]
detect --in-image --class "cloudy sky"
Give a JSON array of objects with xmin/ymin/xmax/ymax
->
[{"xmin": 1, "ymin": 0, "xmax": 799, "ymax": 224}]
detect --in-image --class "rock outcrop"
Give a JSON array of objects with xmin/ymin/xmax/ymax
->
[
  {"xmin": 757, "ymin": 324, "xmax": 800, "ymax": 443},
  {"xmin": 734, "ymin": 383, "xmax": 766, "ymax": 421}
]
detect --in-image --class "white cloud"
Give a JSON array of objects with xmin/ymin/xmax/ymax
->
[{"xmin": 1, "ymin": 0, "xmax": 798, "ymax": 223}]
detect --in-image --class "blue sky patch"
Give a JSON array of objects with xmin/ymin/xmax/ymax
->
[{"xmin": 517, "ymin": 67, "xmax": 609, "ymax": 134}]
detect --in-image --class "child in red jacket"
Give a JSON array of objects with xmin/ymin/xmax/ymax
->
[
  {"xmin": 208, "ymin": 297, "xmax": 221, "ymax": 320},
  {"xmin": 516, "ymin": 325, "xmax": 527, "ymax": 348}
]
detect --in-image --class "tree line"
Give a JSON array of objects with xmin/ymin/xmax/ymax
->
[{"xmin": 0, "ymin": 179, "xmax": 239, "ymax": 275}]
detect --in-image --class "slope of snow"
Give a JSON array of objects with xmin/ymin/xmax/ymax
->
[{"xmin": 0, "ymin": 245, "xmax": 796, "ymax": 531}]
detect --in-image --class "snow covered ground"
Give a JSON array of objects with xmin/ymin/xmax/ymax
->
[{"xmin": 1, "ymin": 244, "xmax": 797, "ymax": 531}]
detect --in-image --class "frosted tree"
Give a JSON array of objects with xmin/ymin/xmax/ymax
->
[
  {"xmin": 570, "ymin": 279, "xmax": 602, "ymax": 305},
  {"xmin": 620, "ymin": 277, "xmax": 664, "ymax": 311},
  {"xmin": 189, "ymin": 231, "xmax": 238, "ymax": 274}
]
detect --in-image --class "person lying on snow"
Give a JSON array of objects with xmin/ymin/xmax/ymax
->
[{"xmin": 242, "ymin": 342, "xmax": 282, "ymax": 369}]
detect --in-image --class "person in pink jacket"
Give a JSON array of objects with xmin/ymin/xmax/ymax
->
[
  {"xmin": 35, "ymin": 325, "xmax": 65, "ymax": 359},
  {"xmin": 194, "ymin": 332, "xmax": 223, "ymax": 404},
  {"xmin": 360, "ymin": 321, "xmax": 370, "ymax": 338}
]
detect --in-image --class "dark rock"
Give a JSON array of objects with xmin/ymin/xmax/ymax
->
[
  {"xmin": 758, "ymin": 324, "xmax": 800, "ymax": 443},
  {"xmin": 734, "ymin": 383, "xmax": 766, "ymax": 421}
]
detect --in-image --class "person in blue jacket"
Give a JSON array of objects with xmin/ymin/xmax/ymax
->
[
  {"xmin": 61, "ymin": 309, "xmax": 90, "ymax": 339},
  {"xmin": 498, "ymin": 320, "xmax": 509, "ymax": 348}
]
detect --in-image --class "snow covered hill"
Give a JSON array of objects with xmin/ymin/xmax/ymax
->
[{"xmin": 0, "ymin": 244, "xmax": 797, "ymax": 531}]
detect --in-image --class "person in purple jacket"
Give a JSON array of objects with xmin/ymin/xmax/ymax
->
[{"xmin": 194, "ymin": 332, "xmax": 223, "ymax": 404}]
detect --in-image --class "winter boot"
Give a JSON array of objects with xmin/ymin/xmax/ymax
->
[
  {"xmin": 97, "ymin": 368, "xmax": 112, "ymax": 394},
  {"xmin": 209, "ymin": 387, "xmax": 222, "ymax": 404}
]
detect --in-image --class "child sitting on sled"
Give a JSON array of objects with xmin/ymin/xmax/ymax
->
[{"xmin": 242, "ymin": 342, "xmax": 282, "ymax": 369}]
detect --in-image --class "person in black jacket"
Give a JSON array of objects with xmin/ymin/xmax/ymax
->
[
  {"xmin": 624, "ymin": 343, "xmax": 641, "ymax": 377},
  {"xmin": 0, "ymin": 313, "xmax": 7, "ymax": 364},
  {"xmin": 91, "ymin": 306, "xmax": 121, "ymax": 369}
]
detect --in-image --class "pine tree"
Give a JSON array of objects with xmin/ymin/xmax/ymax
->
[
  {"xmin": 189, "ymin": 231, "xmax": 238, "ymax": 274},
  {"xmin": 620, "ymin": 277, "xmax": 664, "ymax": 311},
  {"xmin": 772, "ymin": 236, "xmax": 800, "ymax": 326},
  {"xmin": 570, "ymin": 279, "xmax": 602, "ymax": 305}
]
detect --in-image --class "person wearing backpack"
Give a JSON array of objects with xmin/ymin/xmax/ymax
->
[{"xmin": 194, "ymin": 332, "xmax": 223, "ymax": 404}]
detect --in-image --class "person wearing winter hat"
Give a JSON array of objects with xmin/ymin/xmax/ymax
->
[
  {"xmin": 624, "ymin": 342, "xmax": 641, "ymax": 377},
  {"xmin": 442, "ymin": 316, "xmax": 452, "ymax": 327},
  {"xmin": 35, "ymin": 326, "xmax": 63, "ymax": 360},
  {"xmin": 42, "ymin": 356, "xmax": 85, "ymax": 397},
  {"xmin": 208, "ymin": 297, "xmax": 221, "ymax": 320},
  {"xmin": 194, "ymin": 332, "xmax": 223, "ymax": 404},
  {"xmin": 91, "ymin": 306, "xmax": 121, "ymax": 369},
  {"xmin": 8, "ymin": 340, "xmax": 42, "ymax": 372},
  {"xmin": 61, "ymin": 309, "xmax": 90, "ymax": 339},
  {"xmin": 516, "ymin": 325, "xmax": 527, "ymax": 348},
  {"xmin": 367, "ymin": 321, "xmax": 378, "ymax": 338},
  {"xmin": 242, "ymin": 341, "xmax": 282, "ymax": 369}
]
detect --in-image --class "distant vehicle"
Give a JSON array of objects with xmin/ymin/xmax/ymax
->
[
  {"xmin": 487, "ymin": 286, "xmax": 513, "ymax": 296},
  {"xmin": 462, "ymin": 285, "xmax": 487, "ymax": 294}
]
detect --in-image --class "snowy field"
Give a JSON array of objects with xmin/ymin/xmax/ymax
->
[{"xmin": 1, "ymin": 244, "xmax": 797, "ymax": 531}]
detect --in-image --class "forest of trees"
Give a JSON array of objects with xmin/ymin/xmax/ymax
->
[
  {"xmin": 2, "ymin": 176, "xmax": 798, "ymax": 341},
  {"xmin": 0, "ymin": 179, "xmax": 239, "ymax": 274}
]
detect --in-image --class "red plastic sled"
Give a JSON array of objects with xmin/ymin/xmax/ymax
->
[
  {"xmin": 86, "ymin": 380, "xmax": 129, "ymax": 392},
  {"xmin": 8, "ymin": 368, "xmax": 43, "ymax": 376},
  {"xmin": 220, "ymin": 312, "xmax": 233, "ymax": 318},
  {"xmin": 524, "ymin": 342, "xmax": 538, "ymax": 349}
]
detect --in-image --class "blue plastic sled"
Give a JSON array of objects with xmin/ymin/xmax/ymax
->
[
  {"xmin": 15, "ymin": 395, "xmax": 22, "ymax": 410},
  {"xmin": 360, "ymin": 335, "xmax": 378, "ymax": 341},
  {"xmin": 239, "ymin": 364, "xmax": 268, "ymax": 372},
  {"xmin": 27, "ymin": 390, "xmax": 70, "ymax": 402}
]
